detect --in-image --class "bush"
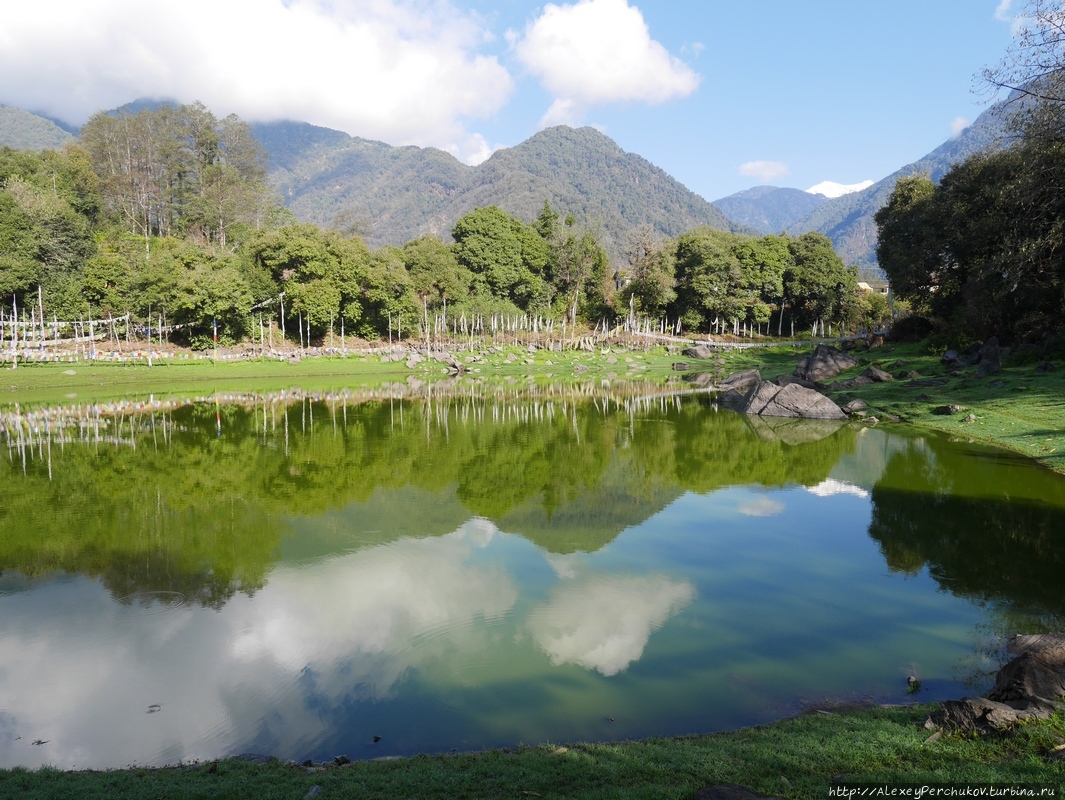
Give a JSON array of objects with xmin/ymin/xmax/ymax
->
[{"xmin": 888, "ymin": 314, "xmax": 936, "ymax": 342}]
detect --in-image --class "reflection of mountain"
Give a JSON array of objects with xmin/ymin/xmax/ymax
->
[
  {"xmin": 0, "ymin": 394, "xmax": 859, "ymax": 605},
  {"xmin": 867, "ymin": 438, "xmax": 1065, "ymax": 626}
]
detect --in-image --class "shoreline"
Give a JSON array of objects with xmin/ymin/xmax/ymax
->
[{"xmin": 3, "ymin": 335, "xmax": 1063, "ymax": 474}]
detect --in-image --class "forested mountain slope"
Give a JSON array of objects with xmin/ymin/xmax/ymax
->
[
  {"xmin": 786, "ymin": 98, "xmax": 1015, "ymax": 271},
  {"xmin": 0, "ymin": 106, "xmax": 74, "ymax": 150},
  {"xmin": 712, "ymin": 185, "xmax": 828, "ymax": 234},
  {"xmin": 250, "ymin": 121, "xmax": 749, "ymax": 260}
]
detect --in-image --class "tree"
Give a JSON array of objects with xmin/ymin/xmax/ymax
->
[
  {"xmin": 618, "ymin": 224, "xmax": 675, "ymax": 319},
  {"xmin": 452, "ymin": 206, "xmax": 553, "ymax": 312},
  {"xmin": 785, "ymin": 232, "xmax": 858, "ymax": 331},
  {"xmin": 80, "ymin": 102, "xmax": 279, "ymax": 252},
  {"xmin": 982, "ymin": 0, "xmax": 1065, "ymax": 143},
  {"xmin": 402, "ymin": 235, "xmax": 471, "ymax": 311},
  {"xmin": 670, "ymin": 227, "xmax": 747, "ymax": 331}
]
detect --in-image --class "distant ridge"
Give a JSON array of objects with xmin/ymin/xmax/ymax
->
[
  {"xmin": 0, "ymin": 106, "xmax": 74, "ymax": 150},
  {"xmin": 786, "ymin": 98, "xmax": 1015, "ymax": 270},
  {"xmin": 712, "ymin": 185, "xmax": 827, "ymax": 235},
  {"xmin": 250, "ymin": 121, "xmax": 751, "ymax": 261}
]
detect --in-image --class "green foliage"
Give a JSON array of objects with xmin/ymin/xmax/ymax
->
[
  {"xmin": 452, "ymin": 206, "xmax": 554, "ymax": 313},
  {"xmin": 876, "ymin": 137, "xmax": 1065, "ymax": 340},
  {"xmin": 79, "ymin": 102, "xmax": 280, "ymax": 249},
  {"xmin": 785, "ymin": 232, "xmax": 858, "ymax": 329},
  {"xmin": 0, "ymin": 146, "xmax": 98, "ymax": 304}
]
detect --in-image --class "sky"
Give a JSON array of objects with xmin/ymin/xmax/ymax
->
[{"xmin": 0, "ymin": 0, "xmax": 1025, "ymax": 202}]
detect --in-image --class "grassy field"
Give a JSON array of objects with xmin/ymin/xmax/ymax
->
[
  {"xmin": 3, "ymin": 337, "xmax": 1062, "ymax": 471},
  {"xmin": 1, "ymin": 704, "xmax": 1062, "ymax": 799}
]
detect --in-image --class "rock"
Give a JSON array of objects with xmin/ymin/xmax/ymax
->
[
  {"xmin": 685, "ymin": 372, "xmax": 717, "ymax": 388},
  {"xmin": 930, "ymin": 696, "xmax": 1061, "ymax": 734},
  {"xmin": 672, "ymin": 362, "xmax": 691, "ymax": 371},
  {"xmin": 832, "ymin": 375, "xmax": 875, "ymax": 390},
  {"xmin": 794, "ymin": 345, "xmax": 860, "ymax": 382},
  {"xmin": 941, "ymin": 350, "xmax": 959, "ymax": 365},
  {"xmin": 841, "ymin": 398, "xmax": 868, "ymax": 414},
  {"xmin": 695, "ymin": 785, "xmax": 785, "ymax": 800},
  {"xmin": 963, "ymin": 413, "xmax": 976, "ymax": 422},
  {"xmin": 976, "ymin": 336, "xmax": 1001, "ymax": 376},
  {"xmin": 574, "ymin": 363, "xmax": 588, "ymax": 374},
  {"xmin": 742, "ymin": 381, "xmax": 847, "ymax": 421},
  {"xmin": 861, "ymin": 366, "xmax": 894, "ymax": 382},
  {"xmin": 988, "ymin": 379, "xmax": 1006, "ymax": 387},
  {"xmin": 719, "ymin": 369, "xmax": 762, "ymax": 393},
  {"xmin": 866, "ymin": 333, "xmax": 885, "ymax": 349},
  {"xmin": 932, "ymin": 405, "xmax": 964, "ymax": 415},
  {"xmin": 988, "ymin": 634, "xmax": 1065, "ymax": 703},
  {"xmin": 744, "ymin": 416, "xmax": 844, "ymax": 445},
  {"xmin": 684, "ymin": 344, "xmax": 715, "ymax": 360},
  {"xmin": 860, "ymin": 416, "xmax": 879, "ymax": 425},
  {"xmin": 1036, "ymin": 361, "xmax": 1057, "ymax": 373},
  {"xmin": 775, "ymin": 374, "xmax": 818, "ymax": 390},
  {"xmin": 715, "ymin": 389, "xmax": 747, "ymax": 410}
]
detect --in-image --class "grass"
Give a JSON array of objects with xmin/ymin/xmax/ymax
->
[{"xmin": 2, "ymin": 705, "xmax": 1062, "ymax": 799}]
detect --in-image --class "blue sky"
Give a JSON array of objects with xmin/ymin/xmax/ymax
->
[{"xmin": 0, "ymin": 0, "xmax": 1021, "ymax": 201}]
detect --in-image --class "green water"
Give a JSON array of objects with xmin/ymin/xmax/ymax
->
[{"xmin": 1, "ymin": 387, "xmax": 1063, "ymax": 769}]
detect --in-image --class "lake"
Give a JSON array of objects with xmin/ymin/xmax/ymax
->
[{"xmin": 2, "ymin": 382, "xmax": 1063, "ymax": 769}]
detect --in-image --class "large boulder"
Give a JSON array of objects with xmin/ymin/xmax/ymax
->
[
  {"xmin": 742, "ymin": 381, "xmax": 847, "ymax": 420},
  {"xmin": 976, "ymin": 336, "xmax": 1001, "ymax": 376},
  {"xmin": 684, "ymin": 344, "xmax": 715, "ymax": 360},
  {"xmin": 718, "ymin": 369, "xmax": 762, "ymax": 393},
  {"xmin": 775, "ymin": 374, "xmax": 817, "ymax": 390},
  {"xmin": 794, "ymin": 345, "xmax": 859, "ymax": 382},
  {"xmin": 988, "ymin": 634, "xmax": 1065, "ymax": 703},
  {"xmin": 927, "ymin": 633, "xmax": 1065, "ymax": 734},
  {"xmin": 745, "ymin": 415, "xmax": 844, "ymax": 445},
  {"xmin": 930, "ymin": 696, "xmax": 1061, "ymax": 734}
]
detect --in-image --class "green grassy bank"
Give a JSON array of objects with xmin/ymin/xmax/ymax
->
[
  {"xmin": 2, "ymin": 704, "xmax": 1062, "ymax": 799},
  {"xmin": 3, "ymin": 337, "xmax": 1063, "ymax": 472}
]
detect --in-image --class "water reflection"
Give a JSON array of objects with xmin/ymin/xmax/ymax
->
[{"xmin": 1, "ymin": 388, "xmax": 1064, "ymax": 769}]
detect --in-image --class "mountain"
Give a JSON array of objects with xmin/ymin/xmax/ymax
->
[
  {"xmin": 712, "ymin": 185, "xmax": 828, "ymax": 234},
  {"xmin": 251, "ymin": 121, "xmax": 750, "ymax": 261},
  {"xmin": 786, "ymin": 98, "xmax": 1015, "ymax": 271},
  {"xmin": 0, "ymin": 106, "xmax": 74, "ymax": 150}
]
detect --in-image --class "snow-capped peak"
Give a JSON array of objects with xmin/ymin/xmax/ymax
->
[{"xmin": 806, "ymin": 180, "xmax": 874, "ymax": 199}]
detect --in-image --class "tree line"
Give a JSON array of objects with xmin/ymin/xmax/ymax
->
[
  {"xmin": 1, "ymin": 102, "xmax": 884, "ymax": 349},
  {"xmin": 875, "ymin": 0, "xmax": 1065, "ymax": 344}
]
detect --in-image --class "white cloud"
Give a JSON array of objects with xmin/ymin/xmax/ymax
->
[
  {"xmin": 0, "ymin": 0, "xmax": 512, "ymax": 165},
  {"xmin": 737, "ymin": 497, "xmax": 785, "ymax": 517},
  {"xmin": 950, "ymin": 116, "xmax": 972, "ymax": 138},
  {"xmin": 739, "ymin": 161, "xmax": 790, "ymax": 182},
  {"xmin": 0, "ymin": 523, "xmax": 519, "ymax": 769},
  {"xmin": 526, "ymin": 574, "xmax": 695, "ymax": 676},
  {"xmin": 512, "ymin": 0, "xmax": 700, "ymax": 127},
  {"xmin": 805, "ymin": 479, "xmax": 869, "ymax": 499},
  {"xmin": 994, "ymin": 0, "xmax": 1013, "ymax": 22}
]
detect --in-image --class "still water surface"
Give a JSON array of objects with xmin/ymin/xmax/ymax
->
[{"xmin": 1, "ymin": 386, "xmax": 1063, "ymax": 769}]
